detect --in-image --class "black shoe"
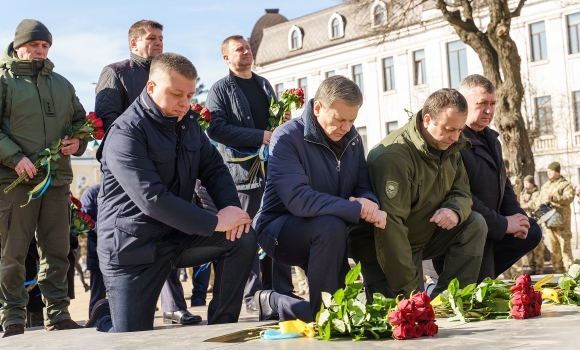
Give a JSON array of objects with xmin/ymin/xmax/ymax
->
[
  {"xmin": 85, "ymin": 299, "xmax": 110, "ymax": 328},
  {"xmin": 246, "ymin": 301, "xmax": 259, "ymax": 315},
  {"xmin": 162, "ymin": 310, "xmax": 202, "ymax": 325},
  {"xmin": 254, "ymin": 290, "xmax": 279, "ymax": 321}
]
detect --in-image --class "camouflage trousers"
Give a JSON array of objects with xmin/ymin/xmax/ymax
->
[
  {"xmin": 545, "ymin": 226, "xmax": 574, "ymax": 273},
  {"xmin": 502, "ymin": 257, "xmax": 525, "ymax": 279},
  {"xmin": 526, "ymin": 236, "xmax": 545, "ymax": 274}
]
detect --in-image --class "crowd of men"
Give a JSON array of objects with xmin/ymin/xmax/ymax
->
[{"xmin": 0, "ymin": 18, "xmax": 579, "ymax": 338}]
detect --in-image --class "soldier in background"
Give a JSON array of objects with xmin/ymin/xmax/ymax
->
[
  {"xmin": 520, "ymin": 175, "xmax": 543, "ymax": 275},
  {"xmin": 505, "ymin": 159, "xmax": 523, "ymax": 197},
  {"xmin": 535, "ymin": 162, "xmax": 575, "ymax": 273}
]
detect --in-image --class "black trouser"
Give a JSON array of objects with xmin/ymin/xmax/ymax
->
[
  {"xmin": 191, "ymin": 263, "xmax": 212, "ymax": 306},
  {"xmin": 88, "ymin": 268, "xmax": 106, "ymax": 317},
  {"xmin": 262, "ymin": 215, "xmax": 350, "ymax": 321},
  {"xmin": 99, "ymin": 230, "xmax": 256, "ymax": 332},
  {"xmin": 433, "ymin": 218, "xmax": 542, "ymax": 282}
]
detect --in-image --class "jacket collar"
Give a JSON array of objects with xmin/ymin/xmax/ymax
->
[
  {"xmin": 462, "ymin": 126, "xmax": 500, "ymax": 170},
  {"xmin": 302, "ymin": 99, "xmax": 357, "ymax": 145},
  {"xmin": 406, "ymin": 109, "xmax": 471, "ymax": 160},
  {"xmin": 1, "ymin": 42, "xmax": 54, "ymax": 76},
  {"xmin": 130, "ymin": 52, "xmax": 151, "ymax": 71},
  {"xmin": 138, "ymin": 88, "xmax": 178, "ymax": 133}
]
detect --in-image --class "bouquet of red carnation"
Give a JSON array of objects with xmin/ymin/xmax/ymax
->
[
  {"xmin": 70, "ymin": 194, "xmax": 94, "ymax": 237},
  {"xmin": 510, "ymin": 274, "xmax": 542, "ymax": 319},
  {"xmin": 3, "ymin": 112, "xmax": 105, "ymax": 204},
  {"xmin": 388, "ymin": 292, "xmax": 438, "ymax": 340},
  {"xmin": 191, "ymin": 103, "xmax": 212, "ymax": 130},
  {"xmin": 268, "ymin": 88, "xmax": 305, "ymax": 131}
]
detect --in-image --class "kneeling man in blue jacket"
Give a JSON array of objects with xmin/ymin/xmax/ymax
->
[
  {"xmin": 254, "ymin": 75, "xmax": 387, "ymax": 322},
  {"xmin": 87, "ymin": 53, "xmax": 256, "ymax": 332}
]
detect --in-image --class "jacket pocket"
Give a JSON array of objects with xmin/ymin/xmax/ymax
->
[
  {"xmin": 113, "ymin": 217, "xmax": 161, "ymax": 266},
  {"xmin": 0, "ymin": 199, "xmax": 13, "ymax": 234}
]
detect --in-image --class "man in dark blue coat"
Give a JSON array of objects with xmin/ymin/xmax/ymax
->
[
  {"xmin": 433, "ymin": 74, "xmax": 541, "ymax": 281},
  {"xmin": 87, "ymin": 53, "xmax": 255, "ymax": 332},
  {"xmin": 253, "ymin": 76, "xmax": 386, "ymax": 322}
]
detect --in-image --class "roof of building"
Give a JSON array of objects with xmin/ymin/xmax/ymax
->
[
  {"xmin": 254, "ymin": 3, "xmax": 369, "ymax": 66},
  {"xmin": 249, "ymin": 9, "xmax": 288, "ymax": 58}
]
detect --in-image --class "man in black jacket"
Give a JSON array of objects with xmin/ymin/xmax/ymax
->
[
  {"xmin": 206, "ymin": 35, "xmax": 293, "ymax": 314},
  {"xmin": 87, "ymin": 53, "xmax": 255, "ymax": 332},
  {"xmin": 433, "ymin": 74, "xmax": 541, "ymax": 281}
]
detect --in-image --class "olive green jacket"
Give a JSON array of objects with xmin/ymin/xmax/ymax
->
[
  {"xmin": 349, "ymin": 111, "xmax": 472, "ymax": 292},
  {"xmin": 535, "ymin": 176, "xmax": 574, "ymax": 228},
  {"xmin": 0, "ymin": 43, "xmax": 87, "ymax": 186}
]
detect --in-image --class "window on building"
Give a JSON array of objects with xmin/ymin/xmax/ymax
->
[
  {"xmin": 357, "ymin": 126, "xmax": 368, "ymax": 155},
  {"xmin": 382, "ymin": 57, "xmax": 395, "ymax": 91},
  {"xmin": 386, "ymin": 121, "xmax": 398, "ymax": 135},
  {"xmin": 275, "ymin": 83, "xmax": 284, "ymax": 99},
  {"xmin": 328, "ymin": 13, "xmax": 344, "ymax": 39},
  {"xmin": 447, "ymin": 40, "xmax": 468, "ymax": 88},
  {"xmin": 574, "ymin": 90, "xmax": 580, "ymax": 132},
  {"xmin": 530, "ymin": 21, "xmax": 547, "ymax": 61},
  {"xmin": 298, "ymin": 77, "xmax": 308, "ymax": 101},
  {"xmin": 332, "ymin": 18, "xmax": 341, "ymax": 38},
  {"xmin": 352, "ymin": 64, "xmax": 364, "ymax": 94},
  {"xmin": 569, "ymin": 13, "xmax": 580, "ymax": 54},
  {"xmin": 535, "ymin": 96, "xmax": 553, "ymax": 135},
  {"xmin": 291, "ymin": 30, "xmax": 300, "ymax": 49},
  {"xmin": 374, "ymin": 4, "xmax": 386, "ymax": 26},
  {"xmin": 413, "ymin": 49, "xmax": 426, "ymax": 85},
  {"xmin": 325, "ymin": 70, "xmax": 335, "ymax": 79}
]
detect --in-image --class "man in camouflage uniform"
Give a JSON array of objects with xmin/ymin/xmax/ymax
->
[
  {"xmin": 502, "ymin": 159, "xmax": 525, "ymax": 279},
  {"xmin": 536, "ymin": 162, "xmax": 575, "ymax": 273},
  {"xmin": 520, "ymin": 175, "xmax": 543, "ymax": 274}
]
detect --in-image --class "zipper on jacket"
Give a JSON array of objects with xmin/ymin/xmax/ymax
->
[{"xmin": 305, "ymin": 134, "xmax": 358, "ymax": 172}]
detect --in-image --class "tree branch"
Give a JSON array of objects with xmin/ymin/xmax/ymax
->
[
  {"xmin": 511, "ymin": 0, "xmax": 527, "ymax": 17},
  {"xmin": 435, "ymin": 0, "xmax": 479, "ymax": 33},
  {"xmin": 461, "ymin": 0, "xmax": 474, "ymax": 21}
]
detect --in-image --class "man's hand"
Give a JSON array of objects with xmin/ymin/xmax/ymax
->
[
  {"xmin": 282, "ymin": 111, "xmax": 292, "ymax": 123},
  {"xmin": 520, "ymin": 194, "xmax": 527, "ymax": 203},
  {"xmin": 61, "ymin": 136, "xmax": 80, "ymax": 156},
  {"xmin": 15, "ymin": 157, "xmax": 37, "ymax": 180},
  {"xmin": 349, "ymin": 197, "xmax": 386, "ymax": 228},
  {"xmin": 373, "ymin": 210, "xmax": 388, "ymax": 229},
  {"xmin": 430, "ymin": 208, "xmax": 459, "ymax": 230},
  {"xmin": 263, "ymin": 130, "xmax": 273, "ymax": 146},
  {"xmin": 215, "ymin": 206, "xmax": 252, "ymax": 241},
  {"xmin": 506, "ymin": 213, "xmax": 530, "ymax": 235},
  {"xmin": 513, "ymin": 231, "xmax": 528, "ymax": 240}
]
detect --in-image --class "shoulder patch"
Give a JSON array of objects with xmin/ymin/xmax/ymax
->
[{"xmin": 385, "ymin": 180, "xmax": 399, "ymax": 200}]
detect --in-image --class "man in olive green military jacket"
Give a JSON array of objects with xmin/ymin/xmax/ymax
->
[
  {"xmin": 0, "ymin": 19, "xmax": 87, "ymax": 337},
  {"xmin": 349, "ymin": 89, "xmax": 487, "ymax": 301},
  {"xmin": 520, "ymin": 175, "xmax": 544, "ymax": 274},
  {"xmin": 535, "ymin": 162, "xmax": 575, "ymax": 273}
]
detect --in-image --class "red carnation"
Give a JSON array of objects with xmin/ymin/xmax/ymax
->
[
  {"xmin": 83, "ymin": 213, "xmax": 92, "ymax": 222},
  {"xmin": 412, "ymin": 324, "xmax": 423, "ymax": 338},
  {"xmin": 412, "ymin": 292, "xmax": 431, "ymax": 308},
  {"xmin": 94, "ymin": 128, "xmax": 105, "ymax": 140},
  {"xmin": 510, "ymin": 305, "xmax": 530, "ymax": 319},
  {"xmin": 92, "ymin": 118, "xmax": 103, "ymax": 128},
  {"xmin": 87, "ymin": 112, "xmax": 98, "ymax": 120},
  {"xmin": 415, "ymin": 306, "xmax": 435, "ymax": 322},
  {"xmin": 393, "ymin": 323, "xmax": 414, "ymax": 340},
  {"xmin": 76, "ymin": 211, "xmax": 84, "ymax": 219},
  {"xmin": 192, "ymin": 103, "xmax": 203, "ymax": 112},
  {"xmin": 388, "ymin": 310, "xmax": 404, "ymax": 326},
  {"xmin": 200, "ymin": 107, "xmax": 213, "ymax": 123},
  {"xmin": 532, "ymin": 290, "xmax": 543, "ymax": 304},
  {"xmin": 295, "ymin": 87, "xmax": 304, "ymax": 98},
  {"xmin": 420, "ymin": 321, "xmax": 438, "ymax": 336},
  {"xmin": 397, "ymin": 299, "xmax": 416, "ymax": 324},
  {"xmin": 87, "ymin": 220, "xmax": 95, "ymax": 229},
  {"xmin": 512, "ymin": 293, "xmax": 531, "ymax": 306},
  {"xmin": 70, "ymin": 195, "xmax": 82, "ymax": 209},
  {"xmin": 515, "ymin": 274, "xmax": 532, "ymax": 286}
]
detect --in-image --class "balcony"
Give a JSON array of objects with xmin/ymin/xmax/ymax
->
[{"xmin": 532, "ymin": 137, "xmax": 555, "ymax": 152}]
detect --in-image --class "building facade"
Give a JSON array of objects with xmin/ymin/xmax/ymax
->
[{"xmin": 251, "ymin": 0, "xmax": 580, "ymax": 238}]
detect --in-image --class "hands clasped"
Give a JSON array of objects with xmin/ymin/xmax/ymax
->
[
  {"xmin": 506, "ymin": 213, "xmax": 530, "ymax": 240},
  {"xmin": 215, "ymin": 206, "xmax": 253, "ymax": 241},
  {"xmin": 350, "ymin": 197, "xmax": 387, "ymax": 229}
]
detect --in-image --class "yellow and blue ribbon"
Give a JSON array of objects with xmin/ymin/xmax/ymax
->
[
  {"xmin": 21, "ymin": 149, "xmax": 53, "ymax": 208},
  {"xmin": 228, "ymin": 145, "xmax": 269, "ymax": 178}
]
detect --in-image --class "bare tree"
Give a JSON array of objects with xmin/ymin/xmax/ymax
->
[{"xmin": 350, "ymin": 0, "xmax": 536, "ymax": 177}]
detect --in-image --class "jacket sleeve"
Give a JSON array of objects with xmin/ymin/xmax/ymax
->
[
  {"xmin": 205, "ymin": 84, "xmax": 264, "ymax": 148},
  {"xmin": 550, "ymin": 181, "xmax": 575, "ymax": 207},
  {"xmin": 368, "ymin": 150, "xmax": 419, "ymax": 296},
  {"xmin": 104, "ymin": 126, "xmax": 219, "ymax": 237},
  {"xmin": 196, "ymin": 129, "xmax": 241, "ymax": 211},
  {"xmin": 268, "ymin": 128, "xmax": 362, "ymax": 222},
  {"xmin": 0, "ymin": 81, "xmax": 24, "ymax": 168},
  {"xmin": 80, "ymin": 185, "xmax": 99, "ymax": 221},
  {"xmin": 95, "ymin": 66, "xmax": 125, "ymax": 131},
  {"xmin": 440, "ymin": 156, "xmax": 472, "ymax": 224},
  {"xmin": 353, "ymin": 137, "xmax": 379, "ymax": 203},
  {"xmin": 69, "ymin": 84, "xmax": 88, "ymax": 157}
]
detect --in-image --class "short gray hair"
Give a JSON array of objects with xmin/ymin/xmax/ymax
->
[
  {"xmin": 150, "ymin": 53, "xmax": 197, "ymax": 81},
  {"xmin": 314, "ymin": 75, "xmax": 363, "ymax": 107},
  {"xmin": 458, "ymin": 74, "xmax": 495, "ymax": 97},
  {"xmin": 422, "ymin": 88, "xmax": 468, "ymax": 122}
]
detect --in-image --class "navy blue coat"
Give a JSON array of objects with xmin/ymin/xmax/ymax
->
[
  {"xmin": 96, "ymin": 90, "xmax": 240, "ymax": 275},
  {"xmin": 81, "ymin": 183, "xmax": 101, "ymax": 271},
  {"xmin": 254, "ymin": 100, "xmax": 378, "ymax": 256},
  {"xmin": 206, "ymin": 71, "xmax": 277, "ymax": 190}
]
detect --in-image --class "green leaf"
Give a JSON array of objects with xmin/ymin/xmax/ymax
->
[
  {"xmin": 332, "ymin": 319, "xmax": 346, "ymax": 333},
  {"xmin": 448, "ymin": 278, "xmax": 459, "ymax": 296},
  {"xmin": 324, "ymin": 322, "xmax": 331, "ymax": 341},
  {"xmin": 460, "ymin": 283, "xmax": 476, "ymax": 297},
  {"xmin": 333, "ymin": 288, "xmax": 345, "ymax": 306},
  {"xmin": 568, "ymin": 264, "xmax": 580, "ymax": 279},
  {"xmin": 321, "ymin": 292, "xmax": 333, "ymax": 308},
  {"xmin": 345, "ymin": 262, "xmax": 361, "ymax": 286}
]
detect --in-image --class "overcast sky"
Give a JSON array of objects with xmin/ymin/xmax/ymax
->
[{"xmin": 1, "ymin": 0, "xmax": 339, "ymax": 113}]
